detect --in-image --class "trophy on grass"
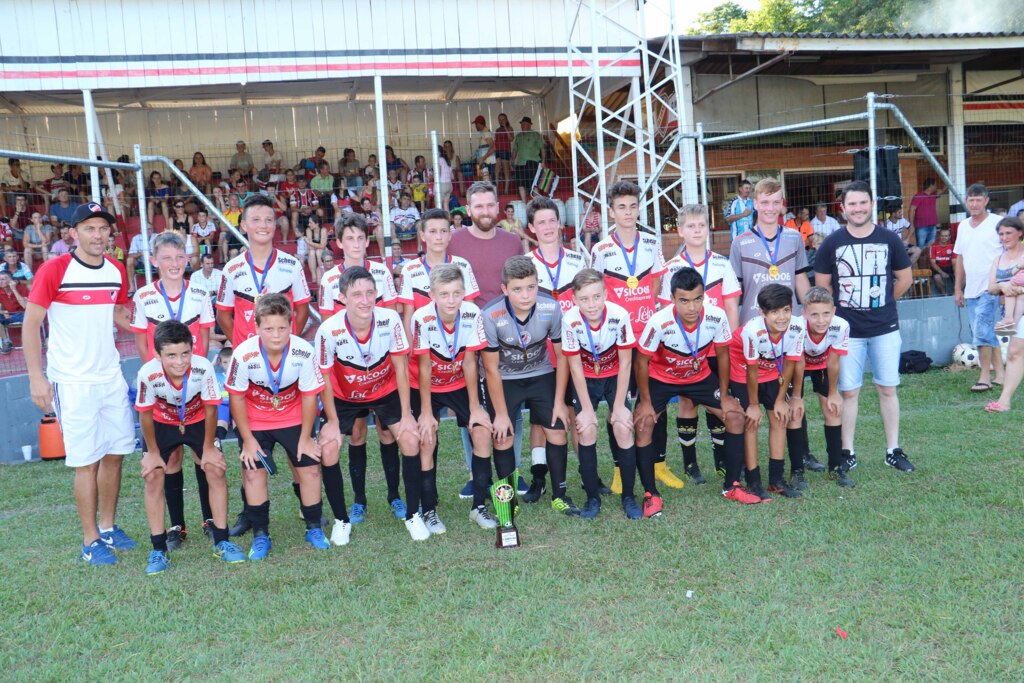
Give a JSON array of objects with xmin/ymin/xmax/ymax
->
[{"xmin": 491, "ymin": 469, "xmax": 521, "ymax": 549}]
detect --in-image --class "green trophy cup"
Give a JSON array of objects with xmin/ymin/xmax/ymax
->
[{"xmin": 491, "ymin": 469, "xmax": 521, "ymax": 549}]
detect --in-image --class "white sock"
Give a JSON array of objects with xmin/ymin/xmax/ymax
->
[{"xmin": 531, "ymin": 446, "xmax": 547, "ymax": 466}]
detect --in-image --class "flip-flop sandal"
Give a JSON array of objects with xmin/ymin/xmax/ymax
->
[
  {"xmin": 985, "ymin": 401, "xmax": 1010, "ymax": 413},
  {"xmin": 971, "ymin": 382, "xmax": 992, "ymax": 393}
]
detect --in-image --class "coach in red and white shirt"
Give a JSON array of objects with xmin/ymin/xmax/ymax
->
[{"xmin": 24, "ymin": 202, "xmax": 137, "ymax": 559}]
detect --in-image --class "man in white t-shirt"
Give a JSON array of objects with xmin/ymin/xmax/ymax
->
[
  {"xmin": 954, "ymin": 183, "xmax": 1004, "ymax": 391},
  {"xmin": 389, "ymin": 193, "xmax": 421, "ymax": 242},
  {"xmin": 23, "ymin": 203, "xmax": 138, "ymax": 566},
  {"xmin": 811, "ymin": 204, "xmax": 840, "ymax": 237},
  {"xmin": 884, "ymin": 207, "xmax": 921, "ymax": 263}
]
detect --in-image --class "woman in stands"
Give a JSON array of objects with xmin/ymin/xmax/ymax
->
[
  {"xmin": 189, "ymin": 152, "xmax": 213, "ymax": 195},
  {"xmin": 494, "ymin": 113, "xmax": 515, "ymax": 196},
  {"xmin": 443, "ymin": 140, "xmax": 464, "ymax": 197},
  {"xmin": 147, "ymin": 171, "xmax": 172, "ymax": 226},
  {"xmin": 169, "ymin": 199, "xmax": 198, "ymax": 269}
]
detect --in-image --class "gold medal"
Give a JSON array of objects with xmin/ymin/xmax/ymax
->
[
  {"xmin": 767, "ymin": 265, "xmax": 780, "ymax": 278},
  {"xmin": 253, "ymin": 293, "xmax": 263, "ymax": 306},
  {"xmin": 626, "ymin": 276, "xmax": 639, "ymax": 289},
  {"xmin": 693, "ymin": 358, "xmax": 701, "ymax": 372},
  {"xmin": 178, "ymin": 423, "xmax": 185, "ymax": 435},
  {"xmin": 593, "ymin": 361, "xmax": 601, "ymax": 375},
  {"xmin": 271, "ymin": 395, "xmax": 282, "ymax": 410}
]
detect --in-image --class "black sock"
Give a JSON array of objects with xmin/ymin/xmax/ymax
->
[
  {"xmin": 151, "ymin": 532, "xmax": 168, "ymax": 552},
  {"xmin": 471, "ymin": 456, "xmax": 492, "ymax": 508},
  {"xmin": 401, "ymin": 456, "xmax": 422, "ymax": 520},
  {"xmin": 421, "ymin": 464, "xmax": 438, "ymax": 512},
  {"xmin": 746, "ymin": 466, "xmax": 763, "ymax": 489},
  {"xmin": 247, "ymin": 501, "xmax": 270, "ymax": 535},
  {"xmin": 722, "ymin": 432, "xmax": 744, "ymax": 491},
  {"xmin": 707, "ymin": 413, "xmax": 726, "ymax": 467},
  {"xmin": 637, "ymin": 442, "xmax": 660, "ymax": 496},
  {"xmin": 381, "ymin": 441, "xmax": 401, "ymax": 501},
  {"xmin": 494, "ymin": 447, "xmax": 515, "ymax": 480},
  {"xmin": 617, "ymin": 444, "xmax": 637, "ymax": 499},
  {"xmin": 606, "ymin": 422, "xmax": 621, "ymax": 467},
  {"xmin": 349, "ymin": 443, "xmax": 368, "ymax": 505},
  {"xmin": 211, "ymin": 526, "xmax": 228, "ymax": 545},
  {"xmin": 194, "ymin": 463, "xmax": 212, "ymax": 522},
  {"xmin": 578, "ymin": 442, "xmax": 599, "ymax": 499},
  {"xmin": 291, "ymin": 481, "xmax": 301, "ymax": 502},
  {"xmin": 216, "ymin": 426, "xmax": 227, "ymax": 440},
  {"xmin": 300, "ymin": 502, "xmax": 323, "ymax": 529},
  {"xmin": 677, "ymin": 416, "xmax": 698, "ymax": 467},
  {"xmin": 531, "ymin": 463, "xmax": 548, "ymax": 481},
  {"xmin": 653, "ymin": 412, "xmax": 668, "ymax": 463},
  {"xmin": 786, "ymin": 427, "xmax": 806, "ymax": 475},
  {"xmin": 768, "ymin": 458, "xmax": 784, "ymax": 484},
  {"xmin": 546, "ymin": 442, "xmax": 568, "ymax": 500},
  {"xmin": 239, "ymin": 484, "xmax": 248, "ymax": 506},
  {"xmin": 825, "ymin": 425, "xmax": 843, "ymax": 469},
  {"xmin": 321, "ymin": 462, "xmax": 349, "ymax": 522},
  {"xmin": 164, "ymin": 470, "xmax": 185, "ymax": 528}
]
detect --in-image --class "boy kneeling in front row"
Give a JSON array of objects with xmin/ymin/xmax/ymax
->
[{"xmin": 136, "ymin": 320, "xmax": 246, "ymax": 575}]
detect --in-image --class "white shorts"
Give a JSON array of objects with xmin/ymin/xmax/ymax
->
[{"xmin": 52, "ymin": 375, "xmax": 136, "ymax": 468}]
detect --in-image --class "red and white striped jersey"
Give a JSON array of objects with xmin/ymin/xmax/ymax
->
[
  {"xmin": 315, "ymin": 307, "xmax": 410, "ymax": 403},
  {"xmin": 319, "ymin": 260, "xmax": 398, "ymax": 318},
  {"xmin": 729, "ymin": 316, "xmax": 806, "ymax": 384},
  {"xmin": 216, "ymin": 249, "xmax": 311, "ymax": 347},
  {"xmin": 803, "ymin": 316, "xmax": 850, "ymax": 371},
  {"xmin": 529, "ymin": 246, "xmax": 589, "ymax": 312},
  {"xmin": 411, "ymin": 302, "xmax": 488, "ymax": 392},
  {"xmin": 560, "ymin": 302, "xmax": 635, "ymax": 379},
  {"xmin": 135, "ymin": 355, "xmax": 220, "ymax": 426},
  {"xmin": 637, "ymin": 304, "xmax": 732, "ymax": 385},
  {"xmin": 130, "ymin": 279, "xmax": 215, "ymax": 359},
  {"xmin": 396, "ymin": 255, "xmax": 479, "ymax": 311},
  {"xmin": 225, "ymin": 335, "xmax": 324, "ymax": 431}
]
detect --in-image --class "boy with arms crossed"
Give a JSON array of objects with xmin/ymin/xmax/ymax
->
[
  {"xmin": 226, "ymin": 295, "xmax": 333, "ymax": 559},
  {"xmin": 136, "ymin": 321, "xmax": 245, "ymax": 575},
  {"xmin": 635, "ymin": 268, "xmax": 761, "ymax": 517},
  {"xmin": 561, "ymin": 269, "xmax": 641, "ymax": 519}
]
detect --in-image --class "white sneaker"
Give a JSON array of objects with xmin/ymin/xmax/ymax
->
[
  {"xmin": 469, "ymin": 506, "xmax": 497, "ymax": 530},
  {"xmin": 330, "ymin": 520, "xmax": 352, "ymax": 546},
  {"xmin": 422, "ymin": 509, "xmax": 447, "ymax": 535},
  {"xmin": 404, "ymin": 512, "xmax": 430, "ymax": 541}
]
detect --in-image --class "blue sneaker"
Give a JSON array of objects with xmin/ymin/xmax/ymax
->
[
  {"xmin": 517, "ymin": 476, "xmax": 529, "ymax": 495},
  {"xmin": 622, "ymin": 496, "xmax": 643, "ymax": 520},
  {"xmin": 214, "ymin": 540, "xmax": 246, "ymax": 563},
  {"xmin": 350, "ymin": 503, "xmax": 366, "ymax": 524},
  {"xmin": 145, "ymin": 550, "xmax": 170, "ymax": 576},
  {"xmin": 389, "ymin": 498, "xmax": 406, "ymax": 520},
  {"xmin": 459, "ymin": 480, "xmax": 473, "ymax": 499},
  {"xmin": 248, "ymin": 534, "xmax": 272, "ymax": 561},
  {"xmin": 305, "ymin": 527, "xmax": 330, "ymax": 550},
  {"xmin": 99, "ymin": 526, "xmax": 138, "ymax": 551},
  {"xmin": 81, "ymin": 539, "xmax": 118, "ymax": 566}
]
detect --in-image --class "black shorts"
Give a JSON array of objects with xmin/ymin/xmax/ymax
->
[
  {"xmin": 806, "ymin": 368, "xmax": 829, "ymax": 398},
  {"xmin": 649, "ymin": 374, "xmax": 722, "ymax": 414},
  {"xmin": 154, "ymin": 421, "xmax": 207, "ymax": 462},
  {"xmin": 729, "ymin": 379, "xmax": 783, "ymax": 411},
  {"xmin": 515, "ymin": 160, "xmax": 540, "ymax": 189},
  {"xmin": 328, "ymin": 390, "xmax": 404, "ymax": 436},
  {"xmin": 226, "ymin": 231, "xmax": 244, "ymax": 251},
  {"xmin": 244, "ymin": 425, "xmax": 318, "ymax": 471},
  {"xmin": 488, "ymin": 373, "xmax": 564, "ymax": 430},
  {"xmin": 571, "ymin": 375, "xmax": 628, "ymax": 413},
  {"xmin": 410, "ymin": 386, "xmax": 475, "ymax": 428}
]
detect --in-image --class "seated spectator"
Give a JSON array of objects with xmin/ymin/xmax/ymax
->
[
  {"xmin": 929, "ymin": 227, "xmax": 955, "ymax": 295},
  {"xmin": 147, "ymin": 171, "xmax": 172, "ymax": 225},
  {"xmin": 219, "ymin": 168, "xmax": 243, "ymax": 195},
  {"xmin": 105, "ymin": 234, "xmax": 125, "ymax": 263},
  {"xmin": 363, "ymin": 154, "xmax": 378, "ymax": 179},
  {"xmin": 230, "ymin": 141, "xmax": 255, "ymax": 177},
  {"xmin": 385, "ymin": 145, "xmax": 410, "ymax": 177},
  {"xmin": 189, "ymin": 152, "xmax": 213, "ymax": 194},
  {"xmin": 168, "ymin": 200, "xmax": 197, "ymax": 268},
  {"xmin": 216, "ymin": 192, "xmax": 245, "ymax": 262},
  {"xmin": 390, "ymin": 192, "xmax": 420, "ymax": 243},
  {"xmin": 498, "ymin": 203, "xmax": 532, "ymax": 251},
  {"xmin": 811, "ymin": 203, "xmax": 840, "ymax": 236},
  {"xmin": 386, "ymin": 169, "xmax": 404, "ymax": 208},
  {"xmin": 578, "ymin": 204, "xmax": 601, "ymax": 254},
  {"xmin": 339, "ymin": 148, "xmax": 362, "ymax": 190},
  {"xmin": 361, "ymin": 171, "xmax": 379, "ymax": 207},
  {"xmin": 289, "ymin": 175, "xmax": 319, "ymax": 238},
  {"xmin": 280, "ymin": 168, "xmax": 299, "ymax": 196},
  {"xmin": 311, "ymin": 162, "xmax": 336, "ymax": 213},
  {"xmin": 100, "ymin": 172, "xmax": 125, "ymax": 216},
  {"xmin": 191, "ymin": 208, "xmax": 219, "ymax": 257},
  {"xmin": 885, "ymin": 207, "xmax": 921, "ymax": 264},
  {"xmin": 0, "ymin": 216, "xmax": 12, "ymax": 250},
  {"xmin": 23, "ymin": 212, "xmax": 51, "ymax": 268},
  {"xmin": 407, "ymin": 156, "xmax": 432, "ymax": 212},
  {"xmin": 1, "ymin": 249, "xmax": 33, "ymax": 282},
  {"xmin": 318, "ymin": 249, "xmax": 335, "ymax": 284},
  {"xmin": 296, "ymin": 146, "xmax": 327, "ymax": 181},
  {"xmin": 2, "ymin": 159, "xmax": 42, "ymax": 208},
  {"xmin": 989, "ymin": 217, "xmax": 1024, "ymax": 334},
  {"xmin": 42, "ymin": 164, "xmax": 66, "ymax": 203},
  {"xmin": 805, "ymin": 232, "xmax": 824, "ymax": 285},
  {"xmin": 190, "ymin": 252, "xmax": 224, "ymax": 299},
  {"xmin": 49, "ymin": 188, "xmax": 80, "ymax": 227},
  {"xmin": 261, "ymin": 139, "xmax": 285, "ymax": 181},
  {"xmin": 62, "ymin": 164, "xmax": 89, "ymax": 201},
  {"xmin": 305, "ymin": 214, "xmax": 330, "ymax": 281},
  {"xmin": 0, "ymin": 271, "xmax": 27, "ymax": 353},
  {"xmin": 47, "ymin": 224, "xmax": 75, "ymax": 259},
  {"xmin": 8, "ymin": 194, "xmax": 31, "ymax": 244},
  {"xmin": 126, "ymin": 231, "xmax": 155, "ymax": 293},
  {"xmin": 785, "ymin": 207, "xmax": 814, "ymax": 245}
]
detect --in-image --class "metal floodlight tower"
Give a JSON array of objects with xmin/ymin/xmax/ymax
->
[{"xmin": 565, "ymin": 0, "xmax": 693, "ymax": 240}]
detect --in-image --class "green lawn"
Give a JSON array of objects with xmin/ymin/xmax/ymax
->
[{"xmin": 1, "ymin": 368, "xmax": 1021, "ymax": 681}]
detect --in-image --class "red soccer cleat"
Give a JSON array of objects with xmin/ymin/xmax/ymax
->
[
  {"xmin": 642, "ymin": 492, "xmax": 663, "ymax": 518},
  {"xmin": 722, "ymin": 482, "xmax": 763, "ymax": 504}
]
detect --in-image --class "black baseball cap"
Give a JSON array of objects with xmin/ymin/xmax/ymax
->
[{"xmin": 71, "ymin": 202, "xmax": 116, "ymax": 228}]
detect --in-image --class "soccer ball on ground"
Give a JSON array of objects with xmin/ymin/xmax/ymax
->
[{"xmin": 952, "ymin": 343, "xmax": 979, "ymax": 368}]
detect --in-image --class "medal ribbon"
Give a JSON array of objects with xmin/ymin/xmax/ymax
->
[
  {"xmin": 754, "ymin": 228, "xmax": 780, "ymax": 270},
  {"xmin": 260, "ymin": 339, "xmax": 289, "ymax": 397},
  {"xmin": 158, "ymin": 280, "xmax": 186, "ymax": 322},
  {"xmin": 611, "ymin": 231, "xmax": 639, "ymax": 280},
  {"xmin": 681, "ymin": 249, "xmax": 710, "ymax": 289},
  {"xmin": 583, "ymin": 307, "xmax": 606, "ymax": 369},
  {"xmin": 341, "ymin": 258, "xmax": 371, "ymax": 273},
  {"xmin": 177, "ymin": 371, "xmax": 190, "ymax": 427},
  {"xmin": 505, "ymin": 299, "xmax": 536, "ymax": 356},
  {"xmin": 344, "ymin": 312, "xmax": 375, "ymax": 367},
  {"xmin": 767, "ymin": 325, "xmax": 785, "ymax": 375},
  {"xmin": 246, "ymin": 250, "xmax": 274, "ymax": 297},
  {"xmin": 423, "ymin": 254, "xmax": 450, "ymax": 277},
  {"xmin": 434, "ymin": 305, "xmax": 460, "ymax": 359},
  {"xmin": 536, "ymin": 247, "xmax": 563, "ymax": 295},
  {"xmin": 674, "ymin": 310, "xmax": 702, "ymax": 369}
]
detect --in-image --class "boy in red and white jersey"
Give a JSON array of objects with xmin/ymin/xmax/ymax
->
[
  {"xmin": 798, "ymin": 286, "xmax": 853, "ymax": 487},
  {"xmin": 24, "ymin": 202, "xmax": 138, "ymax": 565},
  {"xmin": 315, "ymin": 267, "xmax": 430, "ymax": 541},
  {"xmin": 658, "ymin": 204, "xmax": 742, "ymax": 486},
  {"xmin": 635, "ymin": 268, "xmax": 761, "ymax": 517},
  {"xmin": 527, "ymin": 197, "xmax": 589, "ymax": 313},
  {"xmin": 729, "ymin": 283, "xmax": 806, "ymax": 501},
  {"xmin": 398, "ymin": 209, "xmax": 481, "ymax": 313},
  {"xmin": 561, "ymin": 269, "xmax": 639, "ymax": 519},
  {"xmin": 410, "ymin": 264, "xmax": 491, "ymax": 533},
  {"xmin": 216, "ymin": 195, "xmax": 311, "ymax": 349},
  {"xmin": 226, "ymin": 294, "xmax": 336, "ymax": 558},
  {"xmin": 136, "ymin": 321, "xmax": 242, "ymax": 574},
  {"xmin": 319, "ymin": 213, "xmax": 398, "ymax": 318}
]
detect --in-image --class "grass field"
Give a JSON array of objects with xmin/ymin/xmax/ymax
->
[{"xmin": 1, "ymin": 368, "xmax": 1021, "ymax": 681}]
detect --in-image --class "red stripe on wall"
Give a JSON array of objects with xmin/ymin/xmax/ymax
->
[{"xmin": 963, "ymin": 102, "xmax": 1024, "ymax": 110}]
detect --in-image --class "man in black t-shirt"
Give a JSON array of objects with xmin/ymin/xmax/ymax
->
[{"xmin": 814, "ymin": 181, "xmax": 914, "ymax": 475}]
